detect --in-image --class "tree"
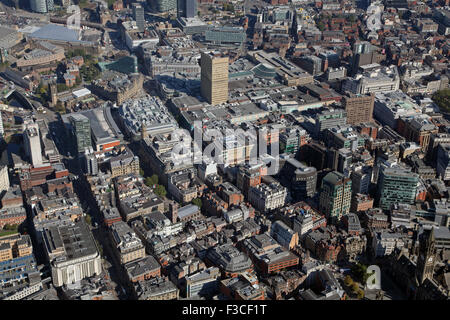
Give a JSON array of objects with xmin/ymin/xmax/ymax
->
[
  {"xmin": 223, "ymin": 3, "xmax": 234, "ymax": 12},
  {"xmin": 154, "ymin": 184, "xmax": 167, "ymax": 198},
  {"xmin": 57, "ymin": 83, "xmax": 68, "ymax": 93},
  {"xmin": 432, "ymin": 89, "xmax": 450, "ymax": 113},
  {"xmin": 3, "ymin": 224, "xmax": 18, "ymax": 231},
  {"xmin": 139, "ymin": 168, "xmax": 145, "ymax": 176},
  {"xmin": 145, "ymin": 174, "xmax": 158, "ymax": 187},
  {"xmin": 357, "ymin": 289, "xmax": 365, "ymax": 299},
  {"xmin": 352, "ymin": 263, "xmax": 369, "ymax": 284},
  {"xmin": 55, "ymin": 101, "xmax": 65, "ymax": 114},
  {"xmin": 192, "ymin": 198, "xmax": 202, "ymax": 209},
  {"xmin": 80, "ymin": 63, "xmax": 100, "ymax": 82},
  {"xmin": 149, "ymin": 174, "xmax": 158, "ymax": 185},
  {"xmin": 85, "ymin": 214, "xmax": 92, "ymax": 226},
  {"xmin": 38, "ymin": 84, "xmax": 47, "ymax": 95},
  {"xmin": 344, "ymin": 275, "xmax": 353, "ymax": 287},
  {"xmin": 316, "ymin": 21, "xmax": 325, "ymax": 31},
  {"xmin": 144, "ymin": 177, "xmax": 153, "ymax": 187},
  {"xmin": 351, "ymin": 282, "xmax": 359, "ymax": 293}
]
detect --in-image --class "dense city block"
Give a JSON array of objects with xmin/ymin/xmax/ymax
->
[{"xmin": 0, "ymin": 0, "xmax": 448, "ymax": 302}]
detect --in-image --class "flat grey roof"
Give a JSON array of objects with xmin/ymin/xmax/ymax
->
[{"xmin": 57, "ymin": 220, "xmax": 98, "ymax": 260}]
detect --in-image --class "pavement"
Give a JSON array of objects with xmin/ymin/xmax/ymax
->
[
  {"xmin": 32, "ymin": 102, "xmax": 130, "ymax": 298},
  {"xmin": 364, "ymin": 271, "xmax": 407, "ymax": 300}
]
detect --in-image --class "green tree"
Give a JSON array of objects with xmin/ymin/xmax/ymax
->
[
  {"xmin": 192, "ymin": 198, "xmax": 202, "ymax": 209},
  {"xmin": 144, "ymin": 177, "xmax": 152, "ymax": 187},
  {"xmin": 223, "ymin": 3, "xmax": 234, "ymax": 12},
  {"xmin": 38, "ymin": 84, "xmax": 47, "ymax": 95},
  {"xmin": 357, "ymin": 289, "xmax": 365, "ymax": 299},
  {"xmin": 55, "ymin": 101, "xmax": 66, "ymax": 114},
  {"xmin": 57, "ymin": 83, "xmax": 68, "ymax": 93},
  {"xmin": 139, "ymin": 168, "xmax": 145, "ymax": 176},
  {"xmin": 432, "ymin": 89, "xmax": 450, "ymax": 113},
  {"xmin": 3, "ymin": 224, "xmax": 18, "ymax": 231},
  {"xmin": 344, "ymin": 275, "xmax": 353, "ymax": 287},
  {"xmin": 80, "ymin": 63, "xmax": 100, "ymax": 82},
  {"xmin": 145, "ymin": 174, "xmax": 158, "ymax": 187},
  {"xmin": 347, "ymin": 15, "xmax": 356, "ymax": 23},
  {"xmin": 351, "ymin": 282, "xmax": 359, "ymax": 293},
  {"xmin": 85, "ymin": 214, "xmax": 92, "ymax": 226},
  {"xmin": 316, "ymin": 21, "xmax": 325, "ymax": 31},
  {"xmin": 154, "ymin": 184, "xmax": 167, "ymax": 198},
  {"xmin": 352, "ymin": 263, "xmax": 369, "ymax": 284},
  {"xmin": 149, "ymin": 174, "xmax": 158, "ymax": 185}
]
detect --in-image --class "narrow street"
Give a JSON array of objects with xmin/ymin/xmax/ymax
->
[{"xmin": 34, "ymin": 106, "xmax": 130, "ymax": 299}]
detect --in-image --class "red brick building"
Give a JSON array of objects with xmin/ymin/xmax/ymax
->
[
  {"xmin": 1, "ymin": 187, "xmax": 23, "ymax": 209},
  {"xmin": 350, "ymin": 193, "xmax": 374, "ymax": 213},
  {"xmin": 203, "ymin": 193, "xmax": 228, "ymax": 216},
  {"xmin": 125, "ymin": 256, "xmax": 161, "ymax": 283},
  {"xmin": 0, "ymin": 208, "xmax": 26, "ymax": 229},
  {"xmin": 240, "ymin": 234, "xmax": 299, "ymax": 275},
  {"xmin": 218, "ymin": 182, "xmax": 244, "ymax": 206},
  {"xmin": 19, "ymin": 164, "xmax": 69, "ymax": 191},
  {"xmin": 236, "ymin": 164, "xmax": 263, "ymax": 198}
]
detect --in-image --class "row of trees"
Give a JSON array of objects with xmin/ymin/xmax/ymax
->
[
  {"xmin": 223, "ymin": 3, "xmax": 234, "ymax": 12},
  {"xmin": 80, "ymin": 64, "xmax": 100, "ymax": 82},
  {"xmin": 144, "ymin": 174, "xmax": 167, "ymax": 198},
  {"xmin": 66, "ymin": 49, "xmax": 100, "ymax": 82},
  {"xmin": 143, "ymin": 173, "xmax": 203, "ymax": 207},
  {"xmin": 432, "ymin": 89, "xmax": 450, "ymax": 113},
  {"xmin": 351, "ymin": 263, "xmax": 371, "ymax": 284},
  {"xmin": 192, "ymin": 198, "xmax": 202, "ymax": 209},
  {"xmin": 0, "ymin": 224, "xmax": 19, "ymax": 237},
  {"xmin": 344, "ymin": 275, "xmax": 365, "ymax": 299},
  {"xmin": 2, "ymin": 224, "xmax": 18, "ymax": 231}
]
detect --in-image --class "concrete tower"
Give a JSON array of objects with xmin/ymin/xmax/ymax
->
[
  {"xmin": 23, "ymin": 122, "xmax": 43, "ymax": 166},
  {"xmin": 200, "ymin": 51, "xmax": 229, "ymax": 105}
]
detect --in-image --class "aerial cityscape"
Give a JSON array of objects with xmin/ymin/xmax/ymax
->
[{"xmin": 0, "ymin": 0, "xmax": 449, "ymax": 303}]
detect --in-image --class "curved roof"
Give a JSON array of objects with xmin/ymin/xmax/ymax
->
[{"xmin": 251, "ymin": 63, "xmax": 277, "ymax": 79}]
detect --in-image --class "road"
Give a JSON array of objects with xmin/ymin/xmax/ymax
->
[
  {"xmin": 364, "ymin": 271, "xmax": 407, "ymax": 300},
  {"xmin": 31, "ymin": 104, "xmax": 130, "ymax": 299}
]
